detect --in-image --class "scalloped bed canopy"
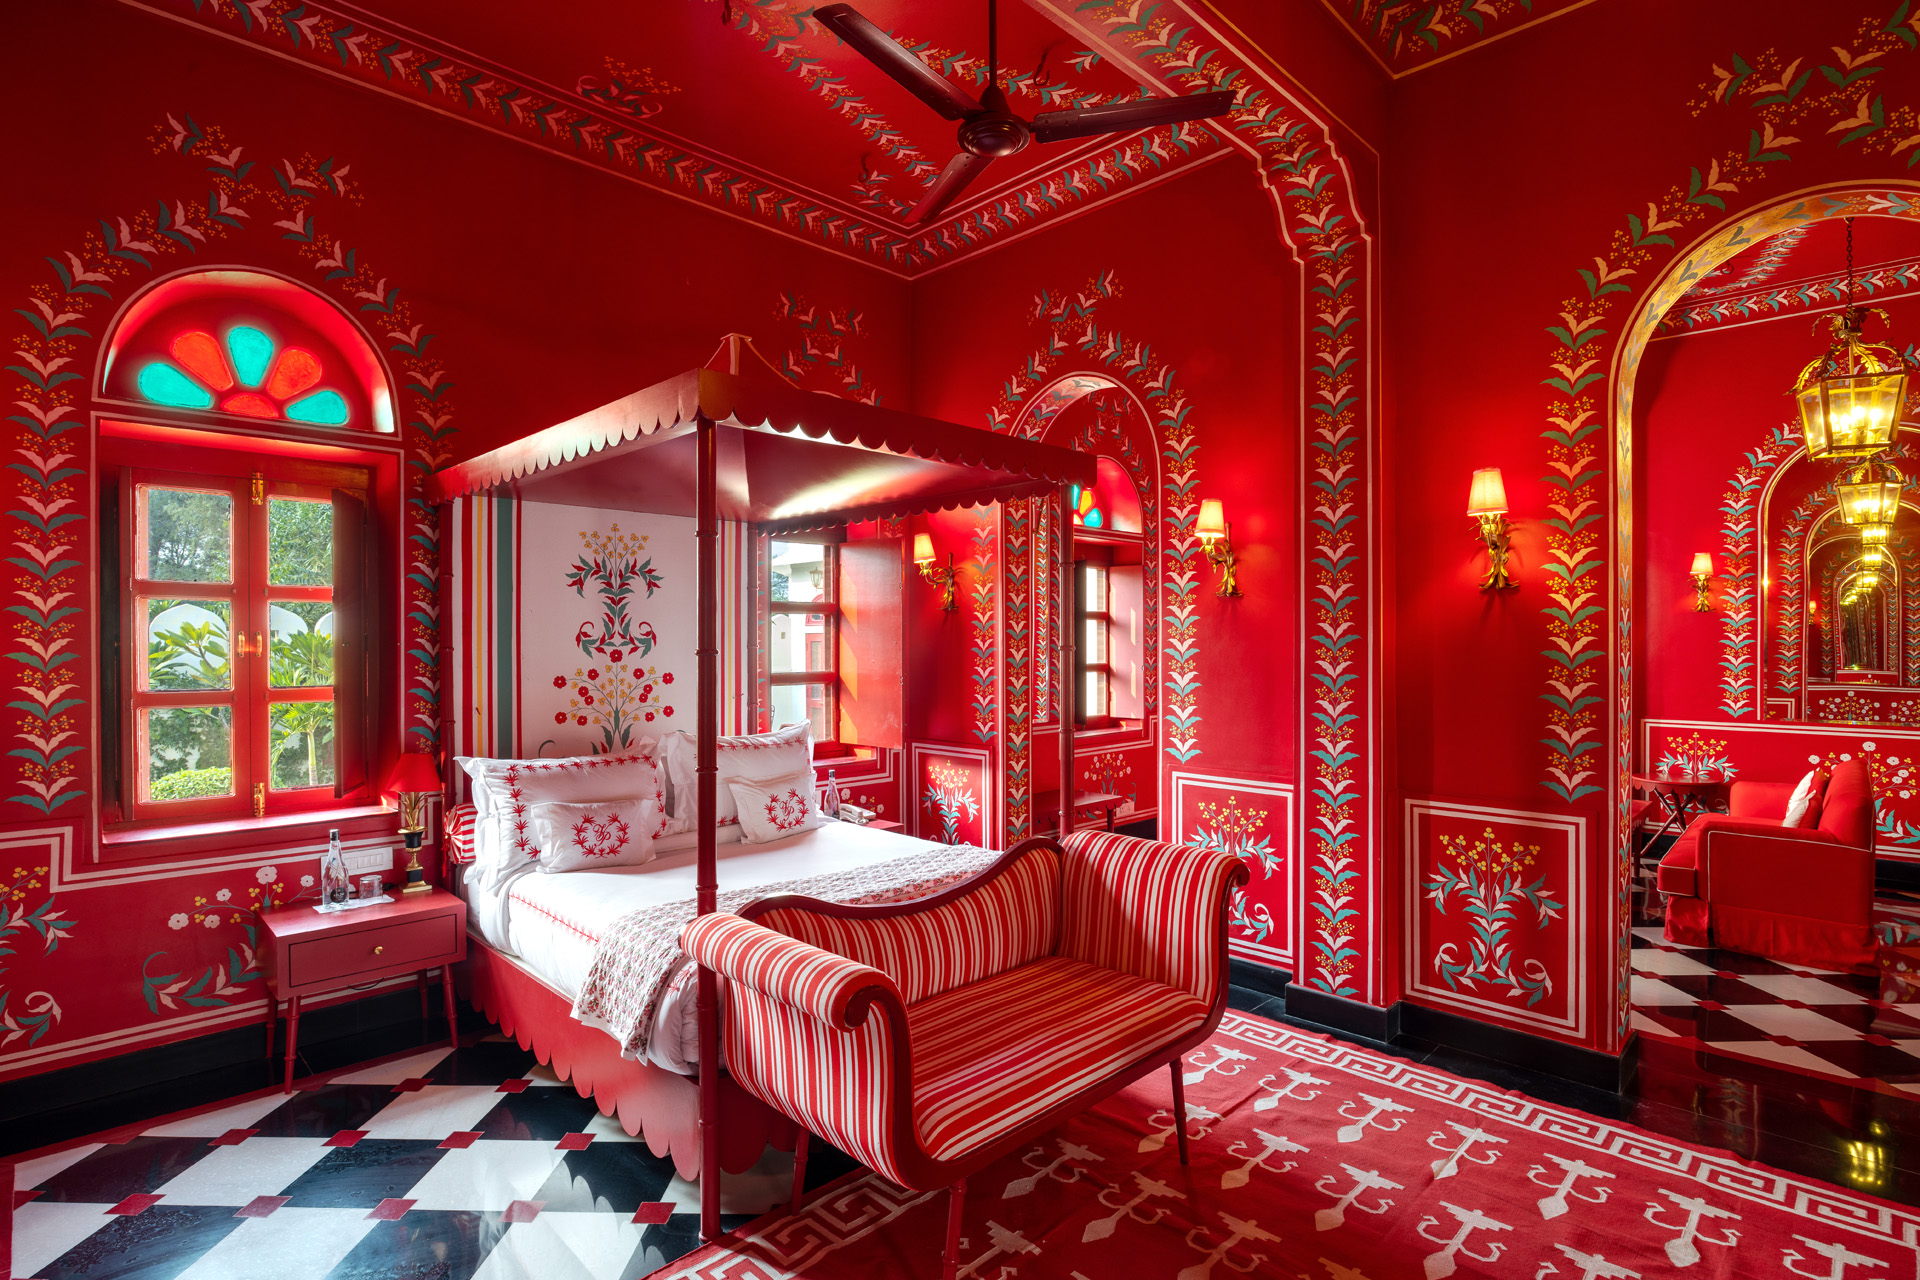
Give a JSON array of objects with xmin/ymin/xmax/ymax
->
[{"xmin": 425, "ymin": 335, "xmax": 1094, "ymax": 533}]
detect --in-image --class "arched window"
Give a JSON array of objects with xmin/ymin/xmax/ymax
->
[{"xmin": 97, "ymin": 271, "xmax": 391, "ymax": 833}]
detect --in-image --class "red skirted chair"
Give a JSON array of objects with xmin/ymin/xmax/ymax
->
[
  {"xmin": 1657, "ymin": 758, "xmax": 1877, "ymax": 969},
  {"xmin": 680, "ymin": 829, "xmax": 1246, "ymax": 1279}
]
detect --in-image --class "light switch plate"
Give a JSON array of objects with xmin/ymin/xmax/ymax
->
[{"xmin": 344, "ymin": 846, "xmax": 394, "ymax": 874}]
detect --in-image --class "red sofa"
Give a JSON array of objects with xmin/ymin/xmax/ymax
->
[{"xmin": 1657, "ymin": 759, "xmax": 1877, "ymax": 969}]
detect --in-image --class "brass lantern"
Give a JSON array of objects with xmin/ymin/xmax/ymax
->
[
  {"xmin": 1794, "ymin": 220, "xmax": 1910, "ymax": 459},
  {"xmin": 1836, "ymin": 457, "xmax": 1905, "ymax": 527},
  {"xmin": 1862, "ymin": 521, "xmax": 1895, "ymax": 548},
  {"xmin": 1862, "ymin": 544, "xmax": 1888, "ymax": 568}
]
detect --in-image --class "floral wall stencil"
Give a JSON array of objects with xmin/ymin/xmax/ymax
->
[
  {"xmin": 1407, "ymin": 802, "xmax": 1585, "ymax": 1042},
  {"xmin": 2, "ymin": 864, "xmax": 72, "ymax": 1048},
  {"xmin": 915, "ymin": 750, "xmax": 986, "ymax": 847},
  {"xmin": 1172, "ymin": 775, "xmax": 1294, "ymax": 971}
]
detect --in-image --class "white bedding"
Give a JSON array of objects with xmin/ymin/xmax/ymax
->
[{"xmin": 460, "ymin": 820, "xmax": 946, "ymax": 1073}]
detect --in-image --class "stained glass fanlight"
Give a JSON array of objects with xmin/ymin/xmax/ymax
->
[
  {"xmin": 1069, "ymin": 483, "xmax": 1103, "ymax": 529},
  {"xmin": 1794, "ymin": 218, "xmax": 1909, "ymax": 460},
  {"xmin": 136, "ymin": 325, "xmax": 350, "ymax": 426}
]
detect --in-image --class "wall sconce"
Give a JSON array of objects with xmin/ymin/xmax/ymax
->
[
  {"xmin": 1195, "ymin": 499, "xmax": 1241, "ymax": 597},
  {"xmin": 1467, "ymin": 467, "xmax": 1515, "ymax": 590},
  {"xmin": 912, "ymin": 532, "xmax": 957, "ymax": 610},
  {"xmin": 1690, "ymin": 551, "xmax": 1715, "ymax": 612}
]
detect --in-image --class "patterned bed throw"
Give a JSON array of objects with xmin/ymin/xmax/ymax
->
[{"xmin": 573, "ymin": 841, "xmax": 1001, "ymax": 1060}]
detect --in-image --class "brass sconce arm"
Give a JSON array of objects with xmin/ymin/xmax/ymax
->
[
  {"xmin": 1476, "ymin": 512, "xmax": 1515, "ymax": 590},
  {"xmin": 917, "ymin": 552, "xmax": 958, "ymax": 610},
  {"xmin": 1203, "ymin": 535, "xmax": 1240, "ymax": 597}
]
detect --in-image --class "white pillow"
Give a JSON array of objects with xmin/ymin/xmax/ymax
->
[
  {"xmin": 472, "ymin": 753, "xmax": 666, "ymax": 879},
  {"xmin": 1783, "ymin": 769, "xmax": 1822, "ymax": 828},
  {"xmin": 728, "ymin": 773, "xmax": 827, "ymax": 845},
  {"xmin": 660, "ymin": 723, "xmax": 813, "ymax": 832},
  {"xmin": 525, "ymin": 797, "xmax": 659, "ymax": 873}
]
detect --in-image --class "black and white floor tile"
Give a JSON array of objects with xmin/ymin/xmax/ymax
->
[{"xmin": 9, "ymin": 1039, "xmax": 816, "ymax": 1280}]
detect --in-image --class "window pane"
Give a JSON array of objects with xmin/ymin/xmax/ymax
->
[
  {"xmin": 1083, "ymin": 563, "xmax": 1108, "ymax": 611},
  {"xmin": 269, "ymin": 700, "xmax": 336, "ymax": 790},
  {"xmin": 771, "ymin": 541, "xmax": 827, "ymax": 605},
  {"xmin": 771, "ymin": 682, "xmax": 830, "ymax": 741},
  {"xmin": 144, "ymin": 598, "xmax": 233, "ymax": 691},
  {"xmin": 1084, "ymin": 669, "xmax": 1109, "ymax": 717},
  {"xmin": 768, "ymin": 611, "xmax": 828, "ymax": 674},
  {"xmin": 140, "ymin": 487, "xmax": 232, "ymax": 583},
  {"xmin": 268, "ymin": 497, "xmax": 333, "ymax": 586},
  {"xmin": 142, "ymin": 705, "xmax": 233, "ymax": 801},
  {"xmin": 1083, "ymin": 617, "xmax": 1108, "ymax": 664},
  {"xmin": 270, "ymin": 603, "xmax": 334, "ymax": 689}
]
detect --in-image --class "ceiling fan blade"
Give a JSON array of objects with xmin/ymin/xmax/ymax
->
[
  {"xmin": 1030, "ymin": 89, "xmax": 1237, "ymax": 144},
  {"xmin": 911, "ymin": 151, "xmax": 995, "ymax": 224},
  {"xmin": 814, "ymin": 4, "xmax": 982, "ymax": 121}
]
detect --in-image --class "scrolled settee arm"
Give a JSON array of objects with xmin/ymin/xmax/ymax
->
[{"xmin": 680, "ymin": 912, "xmax": 898, "ymax": 1032}]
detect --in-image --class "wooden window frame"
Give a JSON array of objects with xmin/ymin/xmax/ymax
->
[
  {"xmin": 1075, "ymin": 554, "xmax": 1117, "ymax": 729},
  {"xmin": 102, "ymin": 441, "xmax": 377, "ymax": 832},
  {"xmin": 766, "ymin": 541, "xmax": 840, "ymax": 745}
]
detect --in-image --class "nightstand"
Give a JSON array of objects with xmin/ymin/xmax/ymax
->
[
  {"xmin": 864, "ymin": 818, "xmax": 904, "ymax": 832},
  {"xmin": 260, "ymin": 888, "xmax": 466, "ymax": 1092}
]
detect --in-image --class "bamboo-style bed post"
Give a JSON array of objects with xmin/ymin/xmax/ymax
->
[
  {"xmin": 695, "ymin": 411, "xmax": 722, "ymax": 1242},
  {"xmin": 1058, "ymin": 484, "xmax": 1075, "ymax": 839}
]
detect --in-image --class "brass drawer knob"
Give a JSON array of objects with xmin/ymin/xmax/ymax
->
[{"xmin": 373, "ymin": 945, "xmax": 384, "ymax": 956}]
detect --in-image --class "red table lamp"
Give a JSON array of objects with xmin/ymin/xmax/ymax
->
[{"xmin": 385, "ymin": 752, "xmax": 443, "ymax": 895}]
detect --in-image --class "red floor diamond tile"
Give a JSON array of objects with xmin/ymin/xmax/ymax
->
[
  {"xmin": 1764, "ymin": 1034, "xmax": 1805, "ymax": 1047},
  {"xmin": 633, "ymin": 1202, "xmax": 675, "ymax": 1225},
  {"xmin": 324, "ymin": 1131, "xmax": 368, "ymax": 1148},
  {"xmin": 209, "ymin": 1128, "xmax": 258, "ymax": 1146},
  {"xmin": 367, "ymin": 1199, "xmax": 416, "ymax": 1220},
  {"xmin": 496, "ymin": 1078, "xmax": 531, "ymax": 1094},
  {"xmin": 502, "ymin": 1200, "xmax": 544, "ymax": 1224},
  {"xmin": 108, "ymin": 1194, "xmax": 164, "ymax": 1216},
  {"xmin": 392, "ymin": 1078, "xmax": 431, "ymax": 1093},
  {"xmin": 439, "ymin": 1131, "xmax": 482, "ymax": 1149},
  {"xmin": 1697, "ymin": 1000, "xmax": 1728, "ymax": 1012},
  {"xmin": 1863, "ymin": 1033, "xmax": 1897, "ymax": 1046},
  {"xmin": 14, "ymin": 1188, "xmax": 42, "ymax": 1208},
  {"xmin": 235, "ymin": 1196, "xmax": 290, "ymax": 1218},
  {"xmin": 555, "ymin": 1133, "xmax": 594, "ymax": 1151}
]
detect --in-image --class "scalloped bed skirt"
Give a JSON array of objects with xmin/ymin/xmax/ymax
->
[{"xmin": 457, "ymin": 935, "xmax": 797, "ymax": 1180}]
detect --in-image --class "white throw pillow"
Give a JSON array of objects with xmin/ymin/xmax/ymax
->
[
  {"xmin": 525, "ymin": 797, "xmax": 659, "ymax": 873},
  {"xmin": 471, "ymin": 753, "xmax": 666, "ymax": 880},
  {"xmin": 728, "ymin": 774, "xmax": 827, "ymax": 844},
  {"xmin": 1783, "ymin": 769, "xmax": 1822, "ymax": 828},
  {"xmin": 660, "ymin": 723, "xmax": 813, "ymax": 832}
]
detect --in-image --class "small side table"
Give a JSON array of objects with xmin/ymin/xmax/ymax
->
[
  {"xmin": 1034, "ymin": 790, "xmax": 1128, "ymax": 833},
  {"xmin": 1631, "ymin": 774, "xmax": 1727, "ymax": 864},
  {"xmin": 864, "ymin": 819, "xmax": 905, "ymax": 832},
  {"xmin": 261, "ymin": 889, "xmax": 466, "ymax": 1093}
]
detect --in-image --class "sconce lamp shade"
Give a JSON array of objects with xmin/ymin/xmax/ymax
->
[
  {"xmin": 911, "ymin": 532, "xmax": 936, "ymax": 565},
  {"xmin": 384, "ymin": 752, "xmax": 441, "ymax": 796},
  {"xmin": 1689, "ymin": 552, "xmax": 1713, "ymax": 578},
  {"xmin": 1196, "ymin": 499, "xmax": 1228, "ymax": 544},
  {"xmin": 1466, "ymin": 468, "xmax": 1508, "ymax": 517},
  {"xmin": 1837, "ymin": 458, "xmax": 1905, "ymax": 527}
]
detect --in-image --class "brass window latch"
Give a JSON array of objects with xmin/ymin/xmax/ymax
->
[
  {"xmin": 251, "ymin": 473, "xmax": 265, "ymax": 506},
  {"xmin": 253, "ymin": 783, "xmax": 266, "ymax": 818}
]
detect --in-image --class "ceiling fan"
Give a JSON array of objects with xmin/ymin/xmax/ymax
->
[{"xmin": 814, "ymin": 0, "xmax": 1237, "ymax": 224}]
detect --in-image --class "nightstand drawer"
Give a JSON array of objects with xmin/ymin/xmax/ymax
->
[{"xmin": 287, "ymin": 913, "xmax": 459, "ymax": 989}]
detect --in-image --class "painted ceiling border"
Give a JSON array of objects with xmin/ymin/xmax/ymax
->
[
  {"xmin": 122, "ymin": 0, "xmax": 1230, "ymax": 279},
  {"xmin": 1315, "ymin": 0, "xmax": 1606, "ymax": 78}
]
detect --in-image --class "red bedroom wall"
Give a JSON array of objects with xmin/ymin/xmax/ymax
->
[
  {"xmin": 909, "ymin": 155, "xmax": 1305, "ymax": 959},
  {"xmin": 0, "ymin": 0, "xmax": 911, "ymax": 1084},
  {"xmin": 1389, "ymin": 0, "xmax": 1920, "ymax": 1052}
]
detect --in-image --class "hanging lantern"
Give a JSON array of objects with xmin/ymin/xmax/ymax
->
[
  {"xmin": 1837, "ymin": 457, "xmax": 1905, "ymax": 526},
  {"xmin": 1857, "ymin": 569, "xmax": 1883, "ymax": 591},
  {"xmin": 1863, "ymin": 521, "xmax": 1895, "ymax": 547},
  {"xmin": 1794, "ymin": 219, "xmax": 1911, "ymax": 459},
  {"xmin": 1862, "ymin": 544, "xmax": 1888, "ymax": 567}
]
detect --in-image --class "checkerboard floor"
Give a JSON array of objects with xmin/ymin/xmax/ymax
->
[
  {"xmin": 1628, "ymin": 897, "xmax": 1920, "ymax": 1093},
  {"xmin": 8, "ymin": 1038, "xmax": 837, "ymax": 1280}
]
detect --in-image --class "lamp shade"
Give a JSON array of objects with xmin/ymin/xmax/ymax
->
[
  {"xmin": 911, "ymin": 532, "xmax": 936, "ymax": 565},
  {"xmin": 1196, "ymin": 499, "xmax": 1228, "ymax": 543},
  {"xmin": 1466, "ymin": 467, "xmax": 1508, "ymax": 517},
  {"xmin": 384, "ymin": 752, "xmax": 442, "ymax": 796},
  {"xmin": 1690, "ymin": 552, "xmax": 1713, "ymax": 578}
]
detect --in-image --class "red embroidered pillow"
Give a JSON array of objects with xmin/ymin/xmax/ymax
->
[
  {"xmin": 467, "ymin": 753, "xmax": 666, "ymax": 885},
  {"xmin": 726, "ymin": 774, "xmax": 826, "ymax": 845},
  {"xmin": 660, "ymin": 723, "xmax": 813, "ymax": 833},
  {"xmin": 525, "ymin": 797, "xmax": 659, "ymax": 872}
]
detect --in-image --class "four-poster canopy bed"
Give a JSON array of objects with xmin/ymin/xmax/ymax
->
[{"xmin": 425, "ymin": 336, "xmax": 1116, "ymax": 1232}]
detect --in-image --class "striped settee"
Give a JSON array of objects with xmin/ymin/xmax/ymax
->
[{"xmin": 681, "ymin": 828, "xmax": 1247, "ymax": 1278}]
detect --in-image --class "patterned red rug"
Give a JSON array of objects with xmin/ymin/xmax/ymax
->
[{"xmin": 662, "ymin": 1012, "xmax": 1918, "ymax": 1279}]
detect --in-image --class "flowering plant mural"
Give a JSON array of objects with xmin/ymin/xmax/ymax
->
[
  {"xmin": 1425, "ymin": 829, "xmax": 1564, "ymax": 1007},
  {"xmin": 1083, "ymin": 751, "xmax": 1137, "ymax": 813},
  {"xmin": 2, "ymin": 864, "xmax": 73, "ymax": 1047},
  {"xmin": 1651, "ymin": 733, "xmax": 1737, "ymax": 779},
  {"xmin": 922, "ymin": 760, "xmax": 980, "ymax": 846},
  {"xmin": 141, "ymin": 866, "xmax": 307, "ymax": 1015},
  {"xmin": 568, "ymin": 527, "xmax": 662, "ymax": 662},
  {"xmin": 1188, "ymin": 796, "xmax": 1278, "ymax": 947}
]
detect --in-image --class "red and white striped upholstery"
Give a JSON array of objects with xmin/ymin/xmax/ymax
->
[
  {"xmin": 1058, "ymin": 829, "xmax": 1234, "ymax": 1006},
  {"xmin": 680, "ymin": 830, "xmax": 1244, "ymax": 1193},
  {"xmin": 757, "ymin": 844, "xmax": 1062, "ymax": 1004},
  {"xmin": 444, "ymin": 802, "xmax": 478, "ymax": 865},
  {"xmin": 909, "ymin": 955, "xmax": 1206, "ymax": 1161}
]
